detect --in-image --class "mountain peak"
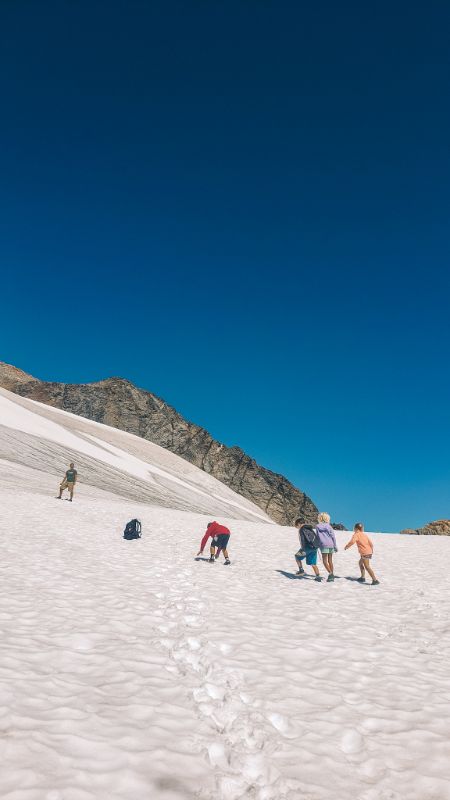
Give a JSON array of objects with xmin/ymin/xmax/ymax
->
[
  {"xmin": 0, "ymin": 363, "xmax": 318, "ymax": 525},
  {"xmin": 0, "ymin": 361, "xmax": 38, "ymax": 390}
]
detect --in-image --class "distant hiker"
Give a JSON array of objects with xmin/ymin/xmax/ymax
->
[
  {"xmin": 345, "ymin": 523, "xmax": 380, "ymax": 585},
  {"xmin": 57, "ymin": 462, "xmax": 78, "ymax": 501},
  {"xmin": 197, "ymin": 521, "xmax": 231, "ymax": 565},
  {"xmin": 294, "ymin": 519, "xmax": 322, "ymax": 581},
  {"xmin": 316, "ymin": 512, "xmax": 337, "ymax": 582}
]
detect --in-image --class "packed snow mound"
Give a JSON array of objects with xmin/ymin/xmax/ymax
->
[{"xmin": 0, "ymin": 387, "xmax": 271, "ymax": 521}]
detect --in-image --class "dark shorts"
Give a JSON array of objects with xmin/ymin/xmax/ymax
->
[
  {"xmin": 361, "ymin": 553, "xmax": 372, "ymax": 560},
  {"xmin": 215, "ymin": 533, "xmax": 230, "ymax": 550},
  {"xmin": 295, "ymin": 548, "xmax": 318, "ymax": 566}
]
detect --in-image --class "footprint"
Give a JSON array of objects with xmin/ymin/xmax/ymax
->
[
  {"xmin": 208, "ymin": 741, "xmax": 229, "ymax": 769},
  {"xmin": 268, "ymin": 712, "xmax": 289, "ymax": 734},
  {"xmin": 341, "ymin": 728, "xmax": 364, "ymax": 754},
  {"xmin": 205, "ymin": 682, "xmax": 226, "ymax": 701}
]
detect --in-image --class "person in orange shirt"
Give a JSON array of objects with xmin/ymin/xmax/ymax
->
[{"xmin": 344, "ymin": 522, "xmax": 380, "ymax": 585}]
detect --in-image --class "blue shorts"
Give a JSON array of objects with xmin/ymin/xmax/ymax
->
[
  {"xmin": 295, "ymin": 548, "xmax": 318, "ymax": 566},
  {"xmin": 215, "ymin": 533, "xmax": 230, "ymax": 550}
]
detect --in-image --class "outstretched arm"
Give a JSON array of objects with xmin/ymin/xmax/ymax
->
[
  {"xmin": 344, "ymin": 533, "xmax": 357, "ymax": 551},
  {"xmin": 197, "ymin": 530, "xmax": 210, "ymax": 555}
]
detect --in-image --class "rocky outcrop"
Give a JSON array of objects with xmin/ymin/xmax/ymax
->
[
  {"xmin": 400, "ymin": 520, "xmax": 450, "ymax": 536},
  {"xmin": 0, "ymin": 362, "xmax": 318, "ymax": 525},
  {"xmin": 0, "ymin": 363, "xmax": 37, "ymax": 391}
]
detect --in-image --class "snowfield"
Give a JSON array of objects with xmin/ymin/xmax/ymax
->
[
  {"xmin": 0, "ymin": 389, "xmax": 271, "ymax": 523},
  {"xmin": 1, "ymin": 390, "xmax": 450, "ymax": 800}
]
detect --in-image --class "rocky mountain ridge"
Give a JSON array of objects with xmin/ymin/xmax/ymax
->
[
  {"xmin": 0, "ymin": 362, "xmax": 318, "ymax": 525},
  {"xmin": 400, "ymin": 520, "xmax": 450, "ymax": 536}
]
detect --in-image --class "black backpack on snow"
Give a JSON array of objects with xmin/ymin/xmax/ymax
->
[
  {"xmin": 123, "ymin": 518, "xmax": 142, "ymax": 540},
  {"xmin": 301, "ymin": 524, "xmax": 321, "ymax": 550}
]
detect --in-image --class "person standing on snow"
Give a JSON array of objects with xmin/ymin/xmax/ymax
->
[
  {"xmin": 294, "ymin": 518, "xmax": 322, "ymax": 581},
  {"xmin": 57, "ymin": 462, "xmax": 78, "ymax": 502},
  {"xmin": 197, "ymin": 521, "xmax": 231, "ymax": 564},
  {"xmin": 316, "ymin": 512, "xmax": 338, "ymax": 581},
  {"xmin": 344, "ymin": 522, "xmax": 380, "ymax": 585}
]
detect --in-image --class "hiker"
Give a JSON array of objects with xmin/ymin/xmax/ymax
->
[
  {"xmin": 57, "ymin": 462, "xmax": 78, "ymax": 501},
  {"xmin": 294, "ymin": 519, "xmax": 322, "ymax": 581},
  {"xmin": 316, "ymin": 512, "xmax": 338, "ymax": 582},
  {"xmin": 344, "ymin": 523, "xmax": 380, "ymax": 585},
  {"xmin": 197, "ymin": 521, "xmax": 231, "ymax": 565}
]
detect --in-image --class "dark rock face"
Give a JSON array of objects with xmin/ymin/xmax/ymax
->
[
  {"xmin": 400, "ymin": 520, "xmax": 450, "ymax": 536},
  {"xmin": 0, "ymin": 362, "xmax": 318, "ymax": 525}
]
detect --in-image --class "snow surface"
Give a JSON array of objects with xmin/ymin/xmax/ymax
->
[
  {"xmin": 0, "ymin": 389, "xmax": 271, "ymax": 522},
  {"xmin": 1, "ymin": 390, "xmax": 450, "ymax": 800}
]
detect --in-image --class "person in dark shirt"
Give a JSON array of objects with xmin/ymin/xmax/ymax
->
[
  {"xmin": 294, "ymin": 518, "xmax": 322, "ymax": 581},
  {"xmin": 57, "ymin": 462, "xmax": 78, "ymax": 501}
]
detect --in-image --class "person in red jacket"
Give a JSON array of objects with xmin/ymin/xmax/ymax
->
[{"xmin": 197, "ymin": 521, "xmax": 231, "ymax": 564}]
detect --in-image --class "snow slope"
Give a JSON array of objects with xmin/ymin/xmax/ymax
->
[
  {"xmin": 1, "ymin": 391, "xmax": 450, "ymax": 800},
  {"xmin": 0, "ymin": 388, "xmax": 271, "ymax": 522}
]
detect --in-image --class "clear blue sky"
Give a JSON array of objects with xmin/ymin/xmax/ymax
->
[{"xmin": 1, "ymin": 1, "xmax": 449, "ymax": 531}]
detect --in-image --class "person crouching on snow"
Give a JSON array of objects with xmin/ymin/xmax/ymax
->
[
  {"xmin": 316, "ymin": 512, "xmax": 338, "ymax": 582},
  {"xmin": 294, "ymin": 518, "xmax": 322, "ymax": 581},
  {"xmin": 344, "ymin": 522, "xmax": 380, "ymax": 585},
  {"xmin": 197, "ymin": 521, "xmax": 231, "ymax": 565}
]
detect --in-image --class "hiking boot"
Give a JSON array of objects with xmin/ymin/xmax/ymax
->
[
  {"xmin": 314, "ymin": 575, "xmax": 322, "ymax": 582},
  {"xmin": 224, "ymin": 559, "xmax": 231, "ymax": 565},
  {"xmin": 208, "ymin": 556, "xmax": 215, "ymax": 563},
  {"xmin": 327, "ymin": 573, "xmax": 335, "ymax": 582},
  {"xmin": 357, "ymin": 577, "xmax": 366, "ymax": 583},
  {"xmin": 296, "ymin": 569, "xmax": 305, "ymax": 576},
  {"xmin": 371, "ymin": 579, "xmax": 380, "ymax": 585}
]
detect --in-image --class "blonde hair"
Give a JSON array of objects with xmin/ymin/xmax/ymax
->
[{"xmin": 318, "ymin": 512, "xmax": 330, "ymax": 524}]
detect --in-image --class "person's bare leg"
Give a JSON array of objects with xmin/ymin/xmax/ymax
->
[
  {"xmin": 363, "ymin": 558, "xmax": 378, "ymax": 582},
  {"xmin": 295, "ymin": 555, "xmax": 305, "ymax": 573},
  {"xmin": 223, "ymin": 548, "xmax": 229, "ymax": 560},
  {"xmin": 312, "ymin": 565, "xmax": 320, "ymax": 577},
  {"xmin": 359, "ymin": 557, "xmax": 366, "ymax": 578},
  {"xmin": 322, "ymin": 554, "xmax": 332, "ymax": 574},
  {"xmin": 329, "ymin": 554, "xmax": 334, "ymax": 574}
]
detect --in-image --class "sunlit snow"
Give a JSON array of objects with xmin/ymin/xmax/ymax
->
[{"xmin": 1, "ymin": 388, "xmax": 449, "ymax": 799}]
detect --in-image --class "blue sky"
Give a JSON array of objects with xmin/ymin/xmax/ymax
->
[{"xmin": 1, "ymin": 1, "xmax": 449, "ymax": 531}]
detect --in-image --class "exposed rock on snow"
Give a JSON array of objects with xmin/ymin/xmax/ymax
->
[
  {"xmin": 0, "ymin": 361, "xmax": 318, "ymax": 525},
  {"xmin": 400, "ymin": 519, "xmax": 450, "ymax": 536}
]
